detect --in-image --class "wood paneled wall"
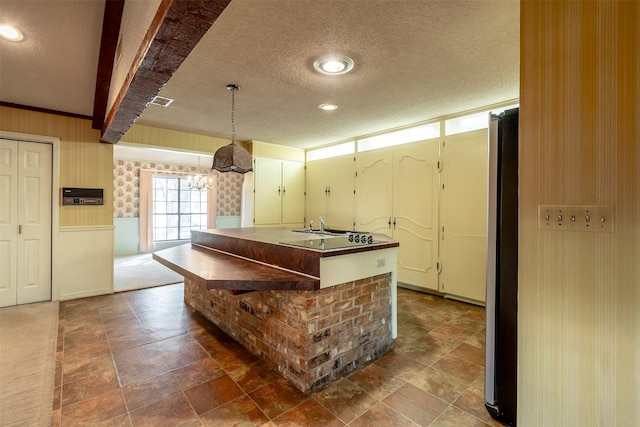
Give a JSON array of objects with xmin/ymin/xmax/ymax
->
[
  {"xmin": 0, "ymin": 106, "xmax": 113, "ymax": 226},
  {"xmin": 122, "ymin": 124, "xmax": 243, "ymax": 153},
  {"xmin": 519, "ymin": 1, "xmax": 639, "ymax": 426}
]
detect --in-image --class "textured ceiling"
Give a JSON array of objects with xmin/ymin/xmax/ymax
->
[
  {"xmin": 0, "ymin": 0, "xmax": 519, "ymax": 150},
  {"xmin": 0, "ymin": 0, "xmax": 104, "ymax": 116}
]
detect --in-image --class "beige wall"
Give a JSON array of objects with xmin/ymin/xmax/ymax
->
[
  {"xmin": 122, "ymin": 123, "xmax": 248, "ymax": 154},
  {"xmin": 520, "ymin": 1, "xmax": 639, "ymax": 426},
  {"xmin": 0, "ymin": 106, "xmax": 113, "ymax": 226}
]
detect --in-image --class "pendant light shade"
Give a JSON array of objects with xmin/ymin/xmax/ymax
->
[
  {"xmin": 212, "ymin": 84, "xmax": 253, "ymax": 173},
  {"xmin": 212, "ymin": 142, "xmax": 253, "ymax": 173}
]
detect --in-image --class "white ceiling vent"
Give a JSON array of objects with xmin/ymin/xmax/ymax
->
[{"xmin": 150, "ymin": 96, "xmax": 174, "ymax": 107}]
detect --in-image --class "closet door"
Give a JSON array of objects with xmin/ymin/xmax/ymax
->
[
  {"xmin": 393, "ymin": 139, "xmax": 440, "ymax": 291},
  {"xmin": 0, "ymin": 139, "xmax": 52, "ymax": 306},
  {"xmin": 439, "ymin": 129, "xmax": 488, "ymax": 302}
]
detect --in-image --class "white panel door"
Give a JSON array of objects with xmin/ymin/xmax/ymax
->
[
  {"xmin": 253, "ymin": 157, "xmax": 282, "ymax": 226},
  {"xmin": 0, "ymin": 139, "xmax": 52, "ymax": 307},
  {"xmin": 393, "ymin": 139, "xmax": 440, "ymax": 291},
  {"xmin": 281, "ymin": 160, "xmax": 305, "ymax": 226},
  {"xmin": 355, "ymin": 148, "xmax": 393, "ymax": 236},
  {"xmin": 439, "ymin": 129, "xmax": 488, "ymax": 303},
  {"xmin": 0, "ymin": 139, "xmax": 19, "ymax": 306}
]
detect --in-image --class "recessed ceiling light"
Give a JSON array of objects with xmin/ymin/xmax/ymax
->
[
  {"xmin": 0, "ymin": 24, "xmax": 24, "ymax": 42},
  {"xmin": 313, "ymin": 55, "xmax": 354, "ymax": 75},
  {"xmin": 319, "ymin": 103, "xmax": 338, "ymax": 111}
]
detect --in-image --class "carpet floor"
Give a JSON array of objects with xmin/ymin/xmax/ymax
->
[
  {"xmin": 0, "ymin": 301, "xmax": 59, "ymax": 427},
  {"xmin": 114, "ymin": 253, "xmax": 184, "ymax": 292}
]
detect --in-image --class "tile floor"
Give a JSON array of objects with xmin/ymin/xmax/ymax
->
[{"xmin": 52, "ymin": 283, "xmax": 503, "ymax": 426}]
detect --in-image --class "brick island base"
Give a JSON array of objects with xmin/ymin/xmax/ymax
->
[{"xmin": 184, "ymin": 273, "xmax": 393, "ymax": 394}]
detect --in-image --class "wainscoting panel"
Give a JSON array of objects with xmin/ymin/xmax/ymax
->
[{"xmin": 58, "ymin": 226, "xmax": 114, "ymax": 300}]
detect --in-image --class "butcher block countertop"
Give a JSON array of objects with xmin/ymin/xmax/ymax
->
[{"xmin": 153, "ymin": 227, "xmax": 398, "ymax": 292}]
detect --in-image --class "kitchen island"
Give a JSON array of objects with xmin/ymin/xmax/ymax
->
[{"xmin": 153, "ymin": 227, "xmax": 399, "ymax": 394}]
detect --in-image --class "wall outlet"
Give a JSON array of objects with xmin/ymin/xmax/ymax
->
[
  {"xmin": 376, "ymin": 258, "xmax": 385, "ymax": 267},
  {"xmin": 538, "ymin": 205, "xmax": 614, "ymax": 232}
]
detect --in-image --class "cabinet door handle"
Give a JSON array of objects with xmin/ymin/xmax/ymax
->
[
  {"xmin": 388, "ymin": 217, "xmax": 392, "ymax": 229},
  {"xmin": 327, "ymin": 186, "xmax": 331, "ymax": 196},
  {"xmin": 393, "ymin": 217, "xmax": 396, "ymax": 229},
  {"xmin": 18, "ymin": 224, "xmax": 22, "ymax": 235},
  {"xmin": 282, "ymin": 186, "xmax": 286, "ymax": 195},
  {"xmin": 278, "ymin": 186, "xmax": 281, "ymax": 195}
]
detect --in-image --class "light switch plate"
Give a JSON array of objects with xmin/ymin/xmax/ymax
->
[{"xmin": 538, "ymin": 204, "xmax": 614, "ymax": 232}]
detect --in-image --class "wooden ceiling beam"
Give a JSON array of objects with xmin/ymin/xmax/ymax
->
[
  {"xmin": 92, "ymin": 0, "xmax": 125, "ymax": 130},
  {"xmin": 101, "ymin": 0, "xmax": 231, "ymax": 144}
]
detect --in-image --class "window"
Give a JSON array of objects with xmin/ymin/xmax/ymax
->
[
  {"xmin": 357, "ymin": 123, "xmax": 440, "ymax": 152},
  {"xmin": 306, "ymin": 141, "xmax": 355, "ymax": 162},
  {"xmin": 152, "ymin": 176, "xmax": 208, "ymax": 241}
]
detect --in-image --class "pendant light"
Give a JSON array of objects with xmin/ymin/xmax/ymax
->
[{"xmin": 212, "ymin": 84, "xmax": 253, "ymax": 173}]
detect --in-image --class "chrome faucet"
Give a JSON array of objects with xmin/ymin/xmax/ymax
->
[
  {"xmin": 308, "ymin": 220, "xmax": 314, "ymax": 231},
  {"xmin": 319, "ymin": 217, "xmax": 325, "ymax": 232}
]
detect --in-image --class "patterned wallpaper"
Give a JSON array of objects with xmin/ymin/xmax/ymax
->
[{"xmin": 113, "ymin": 159, "xmax": 244, "ymax": 218}]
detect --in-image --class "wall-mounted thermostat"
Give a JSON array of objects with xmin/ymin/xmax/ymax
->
[{"xmin": 61, "ymin": 188, "xmax": 104, "ymax": 205}]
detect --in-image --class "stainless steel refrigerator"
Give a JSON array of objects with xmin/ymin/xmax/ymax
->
[{"xmin": 485, "ymin": 108, "xmax": 518, "ymax": 426}]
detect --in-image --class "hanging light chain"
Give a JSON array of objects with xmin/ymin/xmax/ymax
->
[{"xmin": 228, "ymin": 84, "xmax": 238, "ymax": 145}]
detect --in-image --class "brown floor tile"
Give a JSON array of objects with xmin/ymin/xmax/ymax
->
[
  {"xmin": 227, "ymin": 358, "xmax": 281, "ymax": 393},
  {"xmin": 61, "ymin": 369, "xmax": 120, "ymax": 407},
  {"xmin": 271, "ymin": 399, "xmax": 344, "ymax": 427},
  {"xmin": 431, "ymin": 405, "xmax": 491, "ymax": 427},
  {"xmin": 431, "ymin": 353, "xmax": 484, "ymax": 384},
  {"xmin": 200, "ymin": 395, "xmax": 269, "ymax": 426},
  {"xmin": 200, "ymin": 395, "xmax": 269, "ymax": 427},
  {"xmin": 420, "ymin": 330, "xmax": 463, "ymax": 353},
  {"xmin": 450, "ymin": 342, "xmax": 485, "ymax": 366},
  {"xmin": 347, "ymin": 363, "xmax": 406, "ymax": 400},
  {"xmin": 99, "ymin": 413, "xmax": 133, "ymax": 426},
  {"xmin": 407, "ymin": 366, "xmax": 471, "ymax": 403},
  {"xmin": 373, "ymin": 350, "xmax": 428, "ymax": 381},
  {"xmin": 153, "ymin": 335, "xmax": 210, "ymax": 370},
  {"xmin": 249, "ymin": 378, "xmax": 310, "ymax": 419},
  {"xmin": 430, "ymin": 322, "xmax": 478, "ymax": 341},
  {"xmin": 129, "ymin": 392, "xmax": 198, "ymax": 427},
  {"xmin": 61, "ymin": 389, "xmax": 127, "ymax": 426},
  {"xmin": 397, "ymin": 338, "xmax": 447, "ymax": 366},
  {"xmin": 452, "ymin": 378, "xmax": 503, "ymax": 426},
  {"xmin": 173, "ymin": 357, "xmax": 226, "ymax": 390},
  {"xmin": 314, "ymin": 379, "xmax": 377, "ymax": 423},
  {"xmin": 348, "ymin": 402, "xmax": 420, "ymax": 427},
  {"xmin": 115, "ymin": 353, "xmax": 171, "ymax": 386},
  {"xmin": 51, "ymin": 283, "xmax": 492, "ymax": 427},
  {"xmin": 214, "ymin": 346, "xmax": 261, "ymax": 372},
  {"xmin": 122, "ymin": 370, "xmax": 183, "ymax": 411},
  {"xmin": 183, "ymin": 374, "xmax": 244, "ymax": 415},
  {"xmin": 63, "ymin": 325, "xmax": 108, "ymax": 349},
  {"xmin": 62, "ymin": 353, "xmax": 115, "ymax": 385},
  {"xmin": 383, "ymin": 383, "xmax": 449, "ymax": 426}
]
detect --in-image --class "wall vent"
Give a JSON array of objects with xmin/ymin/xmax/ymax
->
[{"xmin": 150, "ymin": 96, "xmax": 174, "ymax": 107}]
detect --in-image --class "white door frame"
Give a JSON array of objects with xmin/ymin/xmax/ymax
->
[{"xmin": 0, "ymin": 130, "xmax": 60, "ymax": 302}]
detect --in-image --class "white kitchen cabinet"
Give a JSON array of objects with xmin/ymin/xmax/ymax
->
[
  {"xmin": 355, "ymin": 139, "xmax": 440, "ymax": 291},
  {"xmin": 305, "ymin": 154, "xmax": 355, "ymax": 230},
  {"xmin": 253, "ymin": 157, "xmax": 305, "ymax": 227},
  {"xmin": 439, "ymin": 129, "xmax": 488, "ymax": 303}
]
